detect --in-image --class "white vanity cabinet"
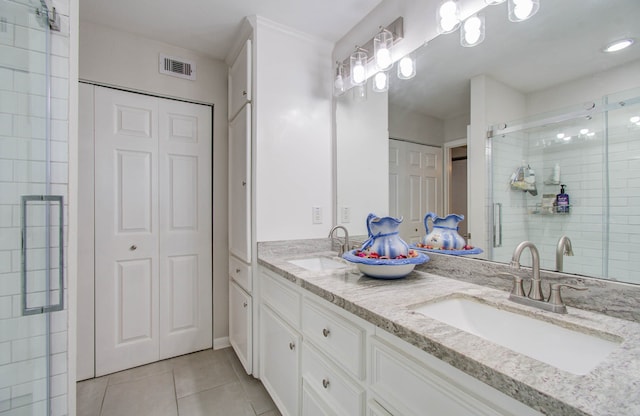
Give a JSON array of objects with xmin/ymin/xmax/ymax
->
[
  {"xmin": 259, "ymin": 268, "xmax": 302, "ymax": 416},
  {"xmin": 229, "ymin": 39, "xmax": 251, "ymax": 121},
  {"xmin": 228, "ymin": 36, "xmax": 254, "ymax": 375},
  {"xmin": 259, "ymin": 266, "xmax": 544, "ymax": 416}
]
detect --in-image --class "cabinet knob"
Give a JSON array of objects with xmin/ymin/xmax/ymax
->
[
  {"xmin": 289, "ymin": 342, "xmax": 295, "ymax": 350},
  {"xmin": 243, "ymin": 301, "xmax": 248, "ymax": 308},
  {"xmin": 129, "ymin": 245, "xmax": 137, "ymax": 251},
  {"xmin": 235, "ymin": 268, "xmax": 241, "ymax": 273},
  {"xmin": 322, "ymin": 378, "xmax": 330, "ymax": 389},
  {"xmin": 242, "ymin": 180, "xmax": 246, "ymax": 186},
  {"xmin": 242, "ymin": 90, "xmax": 247, "ymax": 97},
  {"xmin": 322, "ymin": 328, "xmax": 330, "ymax": 338}
]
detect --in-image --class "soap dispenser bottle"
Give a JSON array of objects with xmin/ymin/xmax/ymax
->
[{"xmin": 556, "ymin": 184, "xmax": 569, "ymax": 213}]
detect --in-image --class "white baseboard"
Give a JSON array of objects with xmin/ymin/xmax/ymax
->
[{"xmin": 213, "ymin": 336, "xmax": 230, "ymax": 350}]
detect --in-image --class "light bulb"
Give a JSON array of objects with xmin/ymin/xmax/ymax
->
[
  {"xmin": 508, "ymin": 0, "xmax": 538, "ymax": 22},
  {"xmin": 352, "ymin": 64, "xmax": 365, "ymax": 84},
  {"xmin": 373, "ymin": 72, "xmax": 388, "ymax": 92},
  {"xmin": 376, "ymin": 48, "xmax": 392, "ymax": 71},
  {"xmin": 440, "ymin": 16, "xmax": 459, "ymax": 32},
  {"xmin": 334, "ymin": 75, "xmax": 344, "ymax": 92},
  {"xmin": 398, "ymin": 56, "xmax": 415, "ymax": 78},
  {"xmin": 439, "ymin": 0, "xmax": 457, "ymax": 17}
]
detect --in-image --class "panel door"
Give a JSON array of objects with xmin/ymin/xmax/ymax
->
[
  {"xmin": 229, "ymin": 104, "xmax": 252, "ymax": 262},
  {"xmin": 94, "ymin": 87, "xmax": 160, "ymax": 375},
  {"xmin": 158, "ymin": 99, "xmax": 212, "ymax": 359},
  {"xmin": 389, "ymin": 140, "xmax": 443, "ymax": 244},
  {"xmin": 229, "ymin": 280, "xmax": 252, "ymax": 374}
]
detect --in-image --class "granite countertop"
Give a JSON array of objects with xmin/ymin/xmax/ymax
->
[{"xmin": 257, "ymin": 240, "xmax": 640, "ymax": 416}]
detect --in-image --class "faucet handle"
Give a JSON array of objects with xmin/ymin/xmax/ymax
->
[
  {"xmin": 498, "ymin": 272, "xmax": 525, "ymax": 297},
  {"xmin": 548, "ymin": 283, "xmax": 587, "ymax": 306}
]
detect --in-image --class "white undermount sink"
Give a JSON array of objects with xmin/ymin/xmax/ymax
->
[
  {"xmin": 412, "ymin": 297, "xmax": 621, "ymax": 375},
  {"xmin": 287, "ymin": 257, "xmax": 347, "ymax": 271}
]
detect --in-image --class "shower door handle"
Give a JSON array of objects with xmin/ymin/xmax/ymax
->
[
  {"xmin": 493, "ymin": 202, "xmax": 502, "ymax": 248},
  {"xmin": 21, "ymin": 195, "xmax": 64, "ymax": 316}
]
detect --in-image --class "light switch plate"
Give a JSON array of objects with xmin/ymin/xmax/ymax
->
[{"xmin": 312, "ymin": 207, "xmax": 322, "ymax": 224}]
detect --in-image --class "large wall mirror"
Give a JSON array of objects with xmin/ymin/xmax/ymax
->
[{"xmin": 336, "ymin": 0, "xmax": 640, "ymax": 283}]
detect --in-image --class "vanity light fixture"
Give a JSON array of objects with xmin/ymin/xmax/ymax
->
[
  {"xmin": 437, "ymin": 0, "xmax": 461, "ymax": 34},
  {"xmin": 372, "ymin": 71, "xmax": 389, "ymax": 92},
  {"xmin": 334, "ymin": 61, "xmax": 345, "ymax": 96},
  {"xmin": 508, "ymin": 0, "xmax": 540, "ymax": 22},
  {"xmin": 374, "ymin": 29, "xmax": 394, "ymax": 71},
  {"xmin": 461, "ymin": 14, "xmax": 485, "ymax": 47},
  {"xmin": 603, "ymin": 38, "xmax": 634, "ymax": 53},
  {"xmin": 397, "ymin": 53, "xmax": 416, "ymax": 80},
  {"xmin": 350, "ymin": 48, "xmax": 368, "ymax": 86}
]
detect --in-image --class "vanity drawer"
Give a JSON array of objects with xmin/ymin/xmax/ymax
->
[
  {"xmin": 229, "ymin": 255, "xmax": 251, "ymax": 292},
  {"xmin": 261, "ymin": 268, "xmax": 301, "ymax": 328},
  {"xmin": 301, "ymin": 297, "xmax": 366, "ymax": 380},
  {"xmin": 302, "ymin": 342, "xmax": 365, "ymax": 416}
]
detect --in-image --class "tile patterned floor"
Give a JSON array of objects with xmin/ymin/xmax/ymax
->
[{"xmin": 77, "ymin": 348, "xmax": 281, "ymax": 416}]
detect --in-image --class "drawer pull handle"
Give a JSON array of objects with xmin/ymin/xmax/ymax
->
[
  {"xmin": 289, "ymin": 342, "xmax": 295, "ymax": 350},
  {"xmin": 322, "ymin": 328, "xmax": 330, "ymax": 337},
  {"xmin": 243, "ymin": 301, "xmax": 248, "ymax": 308},
  {"xmin": 322, "ymin": 378, "xmax": 330, "ymax": 389}
]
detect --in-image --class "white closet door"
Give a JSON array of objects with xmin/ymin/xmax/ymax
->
[
  {"xmin": 94, "ymin": 87, "xmax": 160, "ymax": 376},
  {"xmin": 158, "ymin": 99, "xmax": 212, "ymax": 359}
]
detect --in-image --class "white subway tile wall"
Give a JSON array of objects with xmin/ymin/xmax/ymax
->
[
  {"xmin": 0, "ymin": 0, "xmax": 70, "ymax": 415},
  {"xmin": 489, "ymin": 103, "xmax": 640, "ymax": 283}
]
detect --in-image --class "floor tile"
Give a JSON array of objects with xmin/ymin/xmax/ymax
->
[
  {"xmin": 225, "ymin": 351, "xmax": 278, "ymax": 415},
  {"xmin": 258, "ymin": 410, "xmax": 282, "ymax": 416},
  {"xmin": 76, "ymin": 377, "xmax": 108, "ymax": 416},
  {"xmin": 173, "ymin": 352, "xmax": 238, "ymax": 398},
  {"xmin": 107, "ymin": 359, "xmax": 175, "ymax": 386},
  {"xmin": 101, "ymin": 371, "xmax": 177, "ymax": 416},
  {"xmin": 177, "ymin": 382, "xmax": 255, "ymax": 416}
]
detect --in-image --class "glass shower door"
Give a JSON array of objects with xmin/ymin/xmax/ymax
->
[{"xmin": 0, "ymin": 0, "xmax": 63, "ymax": 414}]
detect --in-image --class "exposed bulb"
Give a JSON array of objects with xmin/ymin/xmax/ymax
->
[
  {"xmin": 376, "ymin": 47, "xmax": 392, "ymax": 71},
  {"xmin": 440, "ymin": 16, "xmax": 459, "ymax": 32},
  {"xmin": 334, "ymin": 75, "xmax": 344, "ymax": 92},
  {"xmin": 398, "ymin": 56, "xmax": 415, "ymax": 78},
  {"xmin": 373, "ymin": 72, "xmax": 388, "ymax": 91},
  {"xmin": 513, "ymin": 0, "xmax": 534, "ymax": 20},
  {"xmin": 463, "ymin": 16, "xmax": 482, "ymax": 45},
  {"xmin": 439, "ymin": 0, "xmax": 458, "ymax": 16},
  {"xmin": 352, "ymin": 63, "xmax": 366, "ymax": 84}
]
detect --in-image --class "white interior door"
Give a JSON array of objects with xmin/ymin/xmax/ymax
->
[
  {"xmin": 389, "ymin": 140, "xmax": 443, "ymax": 244},
  {"xmin": 94, "ymin": 86, "xmax": 212, "ymax": 375},
  {"xmin": 158, "ymin": 99, "xmax": 212, "ymax": 359},
  {"xmin": 94, "ymin": 87, "xmax": 160, "ymax": 375}
]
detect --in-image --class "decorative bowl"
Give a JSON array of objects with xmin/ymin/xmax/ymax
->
[{"xmin": 342, "ymin": 250, "xmax": 429, "ymax": 279}]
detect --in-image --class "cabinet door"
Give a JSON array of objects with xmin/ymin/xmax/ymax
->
[
  {"xmin": 260, "ymin": 304, "xmax": 300, "ymax": 416},
  {"xmin": 229, "ymin": 39, "xmax": 251, "ymax": 120},
  {"xmin": 229, "ymin": 280, "xmax": 252, "ymax": 374},
  {"xmin": 228, "ymin": 104, "xmax": 251, "ymax": 262}
]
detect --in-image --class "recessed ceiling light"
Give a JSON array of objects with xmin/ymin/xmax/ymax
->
[{"xmin": 603, "ymin": 38, "xmax": 634, "ymax": 53}]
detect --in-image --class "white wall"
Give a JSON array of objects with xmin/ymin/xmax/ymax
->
[
  {"xmin": 251, "ymin": 17, "xmax": 334, "ymax": 241},
  {"xmin": 389, "ymin": 107, "xmax": 444, "ymax": 146},
  {"xmin": 78, "ymin": 21, "xmax": 231, "ymax": 345},
  {"xmin": 444, "ymin": 113, "xmax": 470, "ymax": 142}
]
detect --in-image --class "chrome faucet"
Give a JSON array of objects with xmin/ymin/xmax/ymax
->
[
  {"xmin": 328, "ymin": 225, "xmax": 350, "ymax": 255},
  {"xmin": 555, "ymin": 235, "xmax": 574, "ymax": 272},
  {"xmin": 507, "ymin": 240, "xmax": 587, "ymax": 313},
  {"xmin": 510, "ymin": 241, "xmax": 543, "ymax": 301}
]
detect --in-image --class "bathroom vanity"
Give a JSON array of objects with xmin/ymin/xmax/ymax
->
[{"xmin": 257, "ymin": 239, "xmax": 640, "ymax": 416}]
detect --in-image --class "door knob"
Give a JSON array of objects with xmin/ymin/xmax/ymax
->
[{"xmin": 129, "ymin": 245, "xmax": 137, "ymax": 251}]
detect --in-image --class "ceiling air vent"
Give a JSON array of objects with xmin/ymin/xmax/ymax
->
[{"xmin": 159, "ymin": 54, "xmax": 196, "ymax": 80}]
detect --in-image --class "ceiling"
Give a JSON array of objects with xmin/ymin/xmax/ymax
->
[
  {"xmin": 389, "ymin": 0, "xmax": 640, "ymax": 120},
  {"xmin": 79, "ymin": 0, "xmax": 383, "ymax": 60}
]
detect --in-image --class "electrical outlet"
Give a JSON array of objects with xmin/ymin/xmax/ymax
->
[
  {"xmin": 312, "ymin": 207, "xmax": 322, "ymax": 224},
  {"xmin": 341, "ymin": 207, "xmax": 351, "ymax": 223}
]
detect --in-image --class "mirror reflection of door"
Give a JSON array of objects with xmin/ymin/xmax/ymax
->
[
  {"xmin": 449, "ymin": 145, "xmax": 468, "ymax": 240},
  {"xmin": 389, "ymin": 139, "xmax": 443, "ymax": 244}
]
